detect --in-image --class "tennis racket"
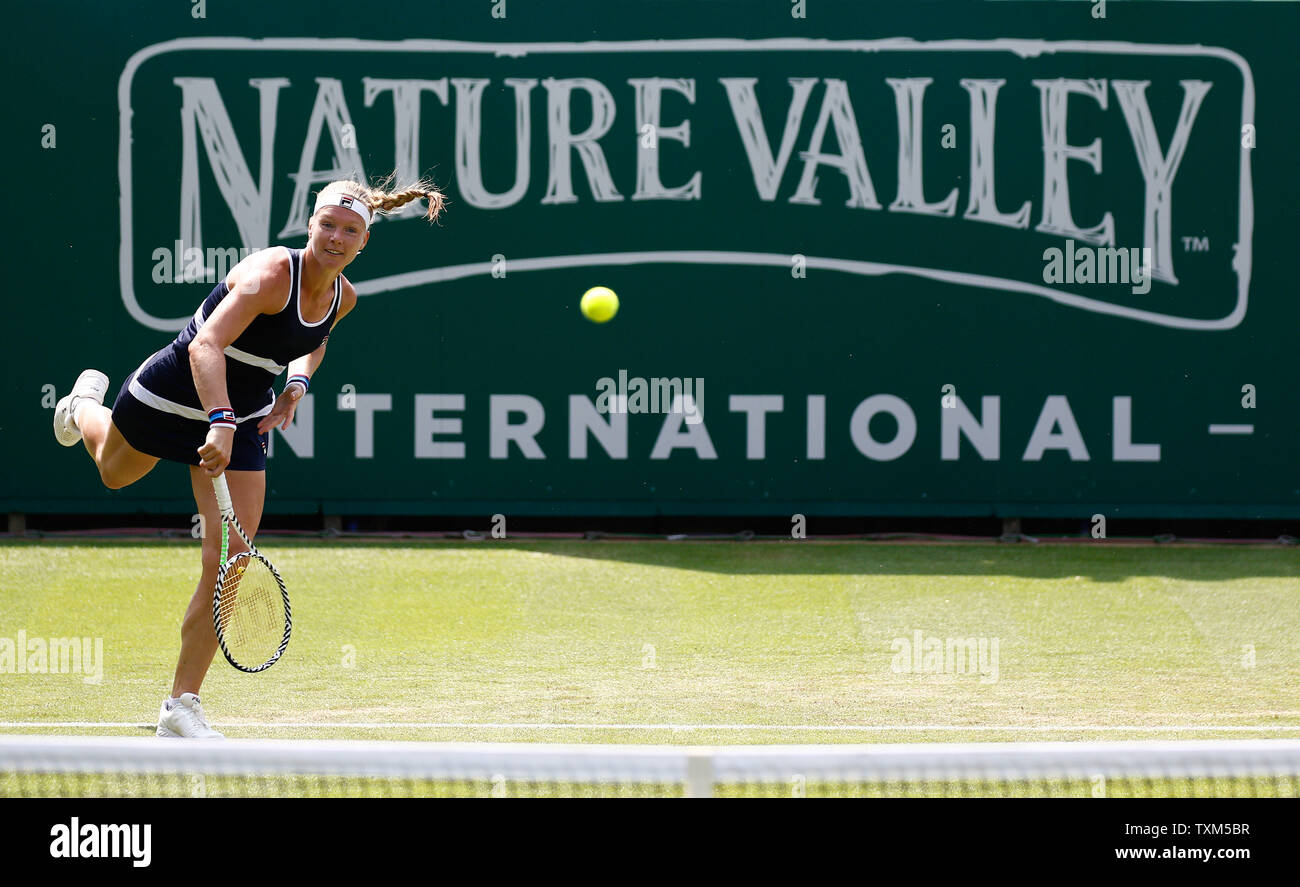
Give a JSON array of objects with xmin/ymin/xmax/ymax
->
[{"xmin": 212, "ymin": 473, "xmax": 291, "ymax": 672}]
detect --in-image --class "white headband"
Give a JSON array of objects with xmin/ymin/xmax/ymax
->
[{"xmin": 314, "ymin": 191, "xmax": 373, "ymax": 228}]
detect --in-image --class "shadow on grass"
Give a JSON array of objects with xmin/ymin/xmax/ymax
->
[{"xmin": 4, "ymin": 537, "xmax": 1298, "ymax": 582}]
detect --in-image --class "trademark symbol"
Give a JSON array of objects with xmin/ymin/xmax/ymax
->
[{"xmin": 1181, "ymin": 236, "xmax": 1210, "ymax": 252}]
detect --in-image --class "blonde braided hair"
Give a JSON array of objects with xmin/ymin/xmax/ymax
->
[{"xmin": 316, "ymin": 173, "xmax": 447, "ymax": 224}]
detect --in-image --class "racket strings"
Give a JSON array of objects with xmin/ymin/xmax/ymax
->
[{"xmin": 216, "ymin": 553, "xmax": 286, "ymax": 666}]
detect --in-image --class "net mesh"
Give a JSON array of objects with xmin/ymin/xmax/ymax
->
[
  {"xmin": 215, "ymin": 553, "xmax": 285, "ymax": 667},
  {"xmin": 3, "ymin": 738, "xmax": 1298, "ymax": 798}
]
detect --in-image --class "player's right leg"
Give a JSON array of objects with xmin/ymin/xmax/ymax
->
[{"xmin": 53, "ymin": 369, "xmax": 159, "ymax": 488}]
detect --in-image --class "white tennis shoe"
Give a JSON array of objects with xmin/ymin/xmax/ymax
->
[
  {"xmin": 156, "ymin": 693, "xmax": 224, "ymax": 739},
  {"xmin": 53, "ymin": 369, "xmax": 110, "ymax": 447}
]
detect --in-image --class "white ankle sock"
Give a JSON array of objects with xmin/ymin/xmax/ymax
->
[{"xmin": 71, "ymin": 398, "xmax": 93, "ymax": 427}]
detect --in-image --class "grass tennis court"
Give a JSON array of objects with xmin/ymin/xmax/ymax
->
[{"xmin": 1, "ymin": 539, "xmax": 1297, "ymax": 745}]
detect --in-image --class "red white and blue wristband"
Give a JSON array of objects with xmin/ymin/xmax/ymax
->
[
  {"xmin": 208, "ymin": 407, "xmax": 237, "ymax": 431},
  {"xmin": 285, "ymin": 374, "xmax": 310, "ymax": 398}
]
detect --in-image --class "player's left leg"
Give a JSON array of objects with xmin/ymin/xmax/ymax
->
[
  {"xmin": 172, "ymin": 466, "xmax": 267, "ymax": 696},
  {"xmin": 158, "ymin": 467, "xmax": 266, "ymax": 738}
]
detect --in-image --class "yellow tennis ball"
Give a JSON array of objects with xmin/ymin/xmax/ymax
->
[{"xmin": 580, "ymin": 286, "xmax": 619, "ymax": 323}]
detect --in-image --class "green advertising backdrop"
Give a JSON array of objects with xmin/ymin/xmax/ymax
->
[{"xmin": 5, "ymin": 1, "xmax": 1296, "ymax": 517}]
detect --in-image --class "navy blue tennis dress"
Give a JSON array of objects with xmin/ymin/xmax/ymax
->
[{"xmin": 112, "ymin": 247, "xmax": 341, "ymax": 471}]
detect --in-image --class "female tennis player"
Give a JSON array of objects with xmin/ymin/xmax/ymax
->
[{"xmin": 53, "ymin": 177, "xmax": 444, "ymax": 738}]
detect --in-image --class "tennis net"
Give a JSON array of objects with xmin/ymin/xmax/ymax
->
[{"xmin": 2, "ymin": 737, "xmax": 1298, "ymax": 798}]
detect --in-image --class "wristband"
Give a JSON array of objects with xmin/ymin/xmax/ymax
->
[
  {"xmin": 207, "ymin": 407, "xmax": 237, "ymax": 431},
  {"xmin": 286, "ymin": 374, "xmax": 310, "ymax": 397}
]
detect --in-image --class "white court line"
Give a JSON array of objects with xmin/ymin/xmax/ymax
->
[{"xmin": 2, "ymin": 722, "xmax": 1299, "ymax": 732}]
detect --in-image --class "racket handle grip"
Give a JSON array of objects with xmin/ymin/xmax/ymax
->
[{"xmin": 212, "ymin": 474, "xmax": 234, "ymax": 518}]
